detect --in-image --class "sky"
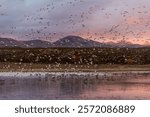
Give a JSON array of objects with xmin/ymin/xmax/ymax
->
[{"xmin": 0, "ymin": 0, "xmax": 150, "ymax": 45}]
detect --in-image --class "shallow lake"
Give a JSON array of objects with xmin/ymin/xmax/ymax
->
[{"xmin": 0, "ymin": 72, "xmax": 150, "ymax": 100}]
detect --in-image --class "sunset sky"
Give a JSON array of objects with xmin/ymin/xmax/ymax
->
[{"xmin": 0, "ymin": 0, "xmax": 150, "ymax": 45}]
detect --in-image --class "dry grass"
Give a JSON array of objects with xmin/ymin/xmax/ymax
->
[
  {"xmin": 0, "ymin": 48, "xmax": 149, "ymax": 64},
  {"xmin": 0, "ymin": 48, "xmax": 149, "ymax": 72}
]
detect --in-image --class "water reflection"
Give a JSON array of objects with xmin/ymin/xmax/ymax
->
[{"xmin": 0, "ymin": 72, "xmax": 150, "ymax": 100}]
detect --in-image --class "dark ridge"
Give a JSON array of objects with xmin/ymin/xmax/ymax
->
[{"xmin": 0, "ymin": 36, "xmax": 149, "ymax": 48}]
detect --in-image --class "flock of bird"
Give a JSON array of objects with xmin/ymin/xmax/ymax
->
[{"xmin": 0, "ymin": 0, "xmax": 150, "ymax": 45}]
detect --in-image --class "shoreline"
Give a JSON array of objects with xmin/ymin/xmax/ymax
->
[
  {"xmin": 0, "ymin": 69, "xmax": 150, "ymax": 72},
  {"xmin": 0, "ymin": 62, "xmax": 150, "ymax": 72},
  {"xmin": 0, "ymin": 71, "xmax": 149, "ymax": 78}
]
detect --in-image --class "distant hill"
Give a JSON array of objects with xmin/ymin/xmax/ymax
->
[
  {"xmin": 107, "ymin": 40, "xmax": 144, "ymax": 48},
  {"xmin": 23, "ymin": 40, "xmax": 53, "ymax": 48},
  {"xmin": 0, "ymin": 36, "xmax": 149, "ymax": 48},
  {"xmin": 0, "ymin": 38, "xmax": 53, "ymax": 48},
  {"xmin": 53, "ymin": 36, "xmax": 110, "ymax": 47},
  {"xmin": 0, "ymin": 38, "xmax": 26, "ymax": 48}
]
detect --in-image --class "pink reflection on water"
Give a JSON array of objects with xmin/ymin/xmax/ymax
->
[{"xmin": 79, "ymin": 75, "xmax": 150, "ymax": 99}]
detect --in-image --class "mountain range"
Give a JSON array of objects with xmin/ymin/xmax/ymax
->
[{"xmin": 0, "ymin": 36, "xmax": 149, "ymax": 48}]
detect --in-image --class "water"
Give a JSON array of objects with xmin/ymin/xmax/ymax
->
[{"xmin": 0, "ymin": 72, "xmax": 150, "ymax": 100}]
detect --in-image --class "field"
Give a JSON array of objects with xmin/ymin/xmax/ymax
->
[
  {"xmin": 0, "ymin": 47, "xmax": 149, "ymax": 72},
  {"xmin": 0, "ymin": 48, "xmax": 149, "ymax": 65}
]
